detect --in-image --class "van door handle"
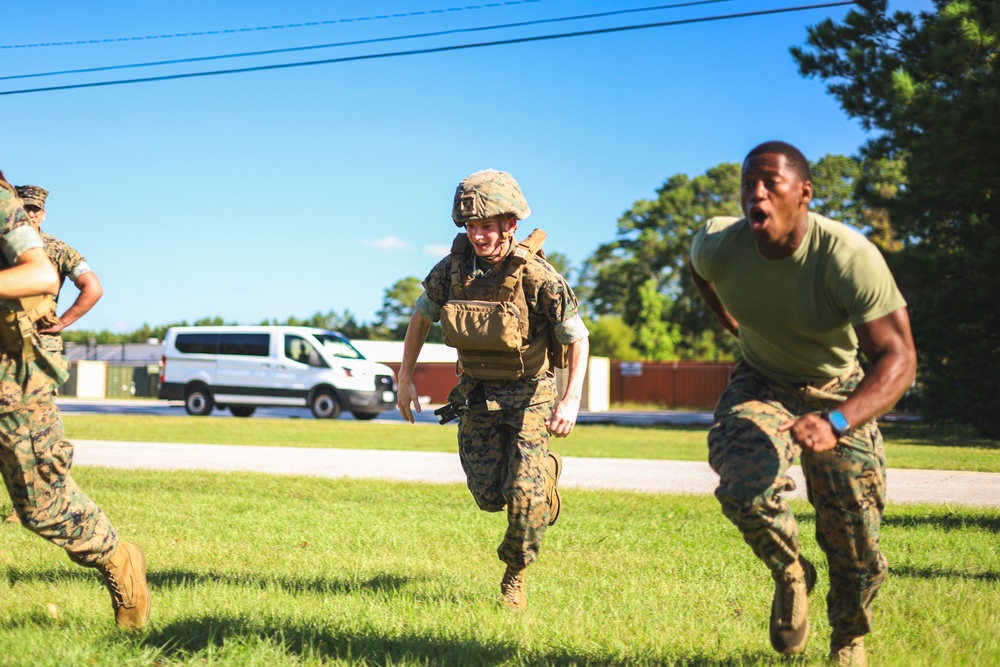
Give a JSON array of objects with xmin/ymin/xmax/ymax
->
[
  {"xmin": 276, "ymin": 365, "xmax": 286, "ymax": 370},
  {"xmin": 261, "ymin": 363, "xmax": 271, "ymax": 368}
]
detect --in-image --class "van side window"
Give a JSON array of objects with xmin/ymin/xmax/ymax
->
[
  {"xmin": 175, "ymin": 333, "xmax": 219, "ymax": 354},
  {"xmin": 284, "ymin": 335, "xmax": 328, "ymax": 367},
  {"xmin": 217, "ymin": 333, "xmax": 270, "ymax": 357}
]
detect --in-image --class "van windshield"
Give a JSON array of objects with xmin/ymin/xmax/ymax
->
[{"xmin": 314, "ymin": 333, "xmax": 365, "ymax": 360}]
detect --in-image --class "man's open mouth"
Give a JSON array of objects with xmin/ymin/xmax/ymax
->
[{"xmin": 750, "ymin": 209, "xmax": 769, "ymax": 228}]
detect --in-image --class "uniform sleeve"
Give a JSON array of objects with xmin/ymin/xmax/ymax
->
[
  {"xmin": 529, "ymin": 258, "xmax": 583, "ymax": 338},
  {"xmin": 689, "ymin": 225, "xmax": 710, "ymax": 280},
  {"xmin": 414, "ymin": 292, "xmax": 442, "ymax": 323},
  {"xmin": 58, "ymin": 240, "xmax": 90, "ymax": 281},
  {"xmin": 834, "ymin": 241, "xmax": 908, "ymax": 326},
  {"xmin": 43, "ymin": 233, "xmax": 90, "ymax": 280},
  {"xmin": 421, "ymin": 256, "xmax": 451, "ymax": 305},
  {"xmin": 69, "ymin": 260, "xmax": 93, "ymax": 282},
  {"xmin": 554, "ymin": 314, "xmax": 589, "ymax": 344}
]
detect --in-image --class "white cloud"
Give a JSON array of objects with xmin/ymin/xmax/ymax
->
[
  {"xmin": 364, "ymin": 235, "xmax": 411, "ymax": 251},
  {"xmin": 424, "ymin": 244, "xmax": 450, "ymax": 258}
]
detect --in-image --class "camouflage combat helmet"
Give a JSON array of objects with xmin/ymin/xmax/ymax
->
[{"xmin": 451, "ymin": 169, "xmax": 531, "ymax": 227}]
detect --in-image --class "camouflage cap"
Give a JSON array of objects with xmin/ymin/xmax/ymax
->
[
  {"xmin": 15, "ymin": 184, "xmax": 48, "ymax": 209},
  {"xmin": 451, "ymin": 169, "xmax": 530, "ymax": 227}
]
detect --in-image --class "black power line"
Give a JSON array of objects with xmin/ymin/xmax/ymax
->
[
  {"xmin": 0, "ymin": 0, "xmax": 548, "ymax": 49},
  {"xmin": 0, "ymin": 2, "xmax": 856, "ymax": 97},
  {"xmin": 1, "ymin": 1, "xmax": 740, "ymax": 83}
]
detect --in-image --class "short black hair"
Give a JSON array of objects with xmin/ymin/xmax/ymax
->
[{"xmin": 745, "ymin": 141, "xmax": 812, "ymax": 182}]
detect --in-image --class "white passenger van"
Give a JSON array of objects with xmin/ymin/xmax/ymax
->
[{"xmin": 158, "ymin": 326, "xmax": 397, "ymax": 419}]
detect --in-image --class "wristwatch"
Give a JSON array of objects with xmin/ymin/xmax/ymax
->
[{"xmin": 822, "ymin": 408, "xmax": 851, "ymax": 438}]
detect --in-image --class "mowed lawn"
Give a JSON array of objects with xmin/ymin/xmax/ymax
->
[
  {"xmin": 62, "ymin": 414, "xmax": 1000, "ymax": 472},
  {"xmin": 1, "ymin": 468, "xmax": 997, "ymax": 666}
]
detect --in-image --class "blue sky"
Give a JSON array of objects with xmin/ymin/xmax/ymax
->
[{"xmin": 2, "ymin": 1, "xmax": 912, "ymax": 334}]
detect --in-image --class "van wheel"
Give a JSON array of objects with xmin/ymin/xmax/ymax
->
[
  {"xmin": 352, "ymin": 412, "xmax": 379, "ymax": 421},
  {"xmin": 310, "ymin": 391, "xmax": 341, "ymax": 419},
  {"xmin": 185, "ymin": 387, "xmax": 214, "ymax": 416},
  {"xmin": 230, "ymin": 406, "xmax": 256, "ymax": 418}
]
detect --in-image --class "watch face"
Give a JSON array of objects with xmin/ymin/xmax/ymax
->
[{"xmin": 829, "ymin": 410, "xmax": 850, "ymax": 432}]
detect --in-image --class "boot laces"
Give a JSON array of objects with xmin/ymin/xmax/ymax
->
[
  {"xmin": 776, "ymin": 569, "xmax": 803, "ymax": 626},
  {"xmin": 100, "ymin": 566, "xmax": 127, "ymax": 606}
]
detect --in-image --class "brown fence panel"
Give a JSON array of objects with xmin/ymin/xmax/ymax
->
[
  {"xmin": 611, "ymin": 361, "xmax": 734, "ymax": 409},
  {"xmin": 384, "ymin": 362, "xmax": 459, "ymax": 405},
  {"xmin": 387, "ymin": 360, "xmax": 734, "ymax": 409}
]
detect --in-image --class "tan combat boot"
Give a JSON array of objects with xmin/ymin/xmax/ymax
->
[
  {"xmin": 3, "ymin": 509, "xmax": 21, "ymax": 524},
  {"xmin": 830, "ymin": 635, "xmax": 867, "ymax": 667},
  {"xmin": 769, "ymin": 555, "xmax": 817, "ymax": 655},
  {"xmin": 96, "ymin": 541, "xmax": 150, "ymax": 630},
  {"xmin": 544, "ymin": 451, "xmax": 562, "ymax": 526},
  {"xmin": 500, "ymin": 564, "xmax": 527, "ymax": 611}
]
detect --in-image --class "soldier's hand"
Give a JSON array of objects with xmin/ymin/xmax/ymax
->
[
  {"xmin": 546, "ymin": 397, "xmax": 580, "ymax": 438},
  {"xmin": 397, "ymin": 380, "xmax": 421, "ymax": 424},
  {"xmin": 38, "ymin": 322, "xmax": 65, "ymax": 335},
  {"xmin": 779, "ymin": 413, "xmax": 838, "ymax": 453}
]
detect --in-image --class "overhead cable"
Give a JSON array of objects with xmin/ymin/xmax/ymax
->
[
  {"xmin": 0, "ymin": 2, "xmax": 857, "ymax": 97},
  {"xmin": 1, "ymin": 0, "xmax": 741, "ymax": 82},
  {"xmin": 0, "ymin": 0, "xmax": 547, "ymax": 49}
]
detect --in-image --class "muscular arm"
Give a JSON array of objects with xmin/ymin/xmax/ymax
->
[
  {"xmin": 39, "ymin": 271, "xmax": 104, "ymax": 334},
  {"xmin": 0, "ymin": 247, "xmax": 58, "ymax": 299},
  {"xmin": 546, "ymin": 335, "xmax": 589, "ymax": 437},
  {"xmin": 841, "ymin": 307, "xmax": 917, "ymax": 429},
  {"xmin": 396, "ymin": 310, "xmax": 432, "ymax": 423},
  {"xmin": 689, "ymin": 261, "xmax": 739, "ymax": 336},
  {"xmin": 783, "ymin": 307, "xmax": 917, "ymax": 452}
]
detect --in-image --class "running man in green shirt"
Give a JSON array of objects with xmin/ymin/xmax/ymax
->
[{"xmin": 689, "ymin": 141, "xmax": 916, "ymax": 666}]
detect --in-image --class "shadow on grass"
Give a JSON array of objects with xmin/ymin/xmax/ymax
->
[
  {"xmin": 883, "ymin": 511, "xmax": 1000, "ymax": 534},
  {"xmin": 879, "ymin": 422, "xmax": 999, "ymax": 449},
  {"xmin": 888, "ymin": 563, "xmax": 998, "ymax": 583},
  {"xmin": 6, "ymin": 566, "xmax": 421, "ymax": 597},
  {"xmin": 139, "ymin": 613, "xmax": 785, "ymax": 666}
]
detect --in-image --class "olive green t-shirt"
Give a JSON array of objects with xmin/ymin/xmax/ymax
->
[{"xmin": 690, "ymin": 212, "xmax": 906, "ymax": 384}]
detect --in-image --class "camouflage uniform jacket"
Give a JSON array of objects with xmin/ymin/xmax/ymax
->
[
  {"xmin": 40, "ymin": 231, "xmax": 91, "ymax": 304},
  {"xmin": 419, "ymin": 245, "xmax": 585, "ymax": 410}
]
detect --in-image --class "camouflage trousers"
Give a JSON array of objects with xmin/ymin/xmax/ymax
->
[
  {"xmin": 708, "ymin": 361, "xmax": 887, "ymax": 638},
  {"xmin": 0, "ymin": 358, "xmax": 118, "ymax": 566},
  {"xmin": 457, "ymin": 399, "xmax": 555, "ymax": 569}
]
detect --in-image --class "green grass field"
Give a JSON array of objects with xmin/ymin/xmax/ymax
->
[
  {"xmin": 61, "ymin": 414, "xmax": 1000, "ymax": 472},
  {"xmin": 1, "ymin": 468, "xmax": 997, "ymax": 666}
]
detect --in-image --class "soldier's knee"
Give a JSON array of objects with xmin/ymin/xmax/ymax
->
[
  {"xmin": 716, "ymin": 484, "xmax": 789, "ymax": 529},
  {"xmin": 473, "ymin": 497, "xmax": 505, "ymax": 512},
  {"xmin": 468, "ymin": 488, "xmax": 505, "ymax": 512}
]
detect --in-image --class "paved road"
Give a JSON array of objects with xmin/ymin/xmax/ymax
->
[
  {"xmin": 56, "ymin": 397, "xmax": 717, "ymax": 426},
  {"xmin": 72, "ymin": 439, "xmax": 1000, "ymax": 509}
]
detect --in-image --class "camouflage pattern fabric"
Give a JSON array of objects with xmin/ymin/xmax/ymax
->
[
  {"xmin": 0, "ymin": 356, "xmax": 118, "ymax": 565},
  {"xmin": 37, "ymin": 231, "xmax": 90, "ymax": 356},
  {"xmin": 708, "ymin": 360, "xmax": 887, "ymax": 638},
  {"xmin": 14, "ymin": 185, "xmax": 48, "ymax": 209},
  {"xmin": 452, "ymin": 169, "xmax": 531, "ymax": 227},
  {"xmin": 456, "ymin": 392, "xmax": 555, "ymax": 568},
  {"xmin": 40, "ymin": 231, "xmax": 87, "ymax": 301}
]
